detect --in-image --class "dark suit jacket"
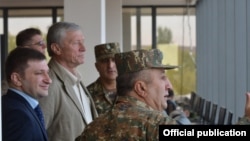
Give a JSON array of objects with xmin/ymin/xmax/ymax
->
[{"xmin": 2, "ymin": 89, "xmax": 48, "ymax": 141}]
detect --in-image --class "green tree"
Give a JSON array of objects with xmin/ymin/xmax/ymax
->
[
  {"xmin": 8, "ymin": 32, "xmax": 16, "ymax": 52},
  {"xmin": 157, "ymin": 26, "xmax": 172, "ymax": 44},
  {"xmin": 167, "ymin": 47, "xmax": 196, "ymax": 95},
  {"xmin": 143, "ymin": 44, "xmax": 196, "ymax": 95}
]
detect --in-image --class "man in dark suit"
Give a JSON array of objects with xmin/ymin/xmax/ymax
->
[{"xmin": 2, "ymin": 47, "xmax": 52, "ymax": 141}]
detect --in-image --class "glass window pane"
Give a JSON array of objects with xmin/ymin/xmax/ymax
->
[
  {"xmin": 140, "ymin": 8, "xmax": 152, "ymax": 50},
  {"xmin": 128, "ymin": 8, "xmax": 152, "ymax": 50},
  {"xmin": 156, "ymin": 8, "xmax": 196, "ymax": 95},
  {"xmin": 8, "ymin": 9, "xmax": 53, "ymax": 59},
  {"xmin": 131, "ymin": 15, "xmax": 137, "ymax": 50},
  {"xmin": 0, "ymin": 10, "xmax": 3, "ymax": 34},
  {"xmin": 8, "ymin": 16, "xmax": 52, "ymax": 52},
  {"xmin": 57, "ymin": 8, "xmax": 64, "ymax": 22}
]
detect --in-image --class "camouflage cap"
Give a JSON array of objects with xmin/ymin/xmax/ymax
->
[
  {"xmin": 115, "ymin": 49, "xmax": 178, "ymax": 75},
  {"xmin": 95, "ymin": 42, "xmax": 120, "ymax": 61}
]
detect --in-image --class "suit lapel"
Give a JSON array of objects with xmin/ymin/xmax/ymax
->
[
  {"xmin": 48, "ymin": 59, "xmax": 91, "ymax": 124},
  {"xmin": 27, "ymin": 103, "xmax": 48, "ymax": 140},
  {"xmin": 6, "ymin": 91, "xmax": 48, "ymax": 140},
  {"xmin": 64, "ymin": 82, "xmax": 86, "ymax": 116},
  {"xmin": 80, "ymin": 82, "xmax": 98, "ymax": 118}
]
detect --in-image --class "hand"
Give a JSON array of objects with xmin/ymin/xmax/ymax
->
[{"xmin": 244, "ymin": 92, "xmax": 250, "ymax": 118}]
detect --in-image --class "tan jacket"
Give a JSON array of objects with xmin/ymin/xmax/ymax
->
[{"xmin": 39, "ymin": 59, "xmax": 98, "ymax": 141}]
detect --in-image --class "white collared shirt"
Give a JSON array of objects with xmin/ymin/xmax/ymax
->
[
  {"xmin": 72, "ymin": 82, "xmax": 93, "ymax": 124},
  {"xmin": 58, "ymin": 63, "xmax": 93, "ymax": 124}
]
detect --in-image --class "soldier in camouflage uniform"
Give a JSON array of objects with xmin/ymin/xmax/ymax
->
[
  {"xmin": 237, "ymin": 92, "xmax": 250, "ymax": 124},
  {"xmin": 87, "ymin": 42, "xmax": 120, "ymax": 115},
  {"xmin": 77, "ymin": 49, "xmax": 179, "ymax": 141}
]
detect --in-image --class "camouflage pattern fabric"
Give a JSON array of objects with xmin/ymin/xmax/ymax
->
[
  {"xmin": 95, "ymin": 42, "xmax": 120, "ymax": 61},
  {"xmin": 78, "ymin": 96, "xmax": 177, "ymax": 141},
  {"xmin": 236, "ymin": 117, "xmax": 250, "ymax": 125},
  {"xmin": 115, "ymin": 49, "xmax": 178, "ymax": 76},
  {"xmin": 87, "ymin": 78, "xmax": 117, "ymax": 115}
]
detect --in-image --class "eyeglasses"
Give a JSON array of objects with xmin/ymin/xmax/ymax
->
[{"xmin": 26, "ymin": 40, "xmax": 46, "ymax": 47}]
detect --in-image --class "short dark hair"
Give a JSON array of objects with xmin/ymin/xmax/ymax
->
[
  {"xmin": 116, "ymin": 69, "xmax": 151, "ymax": 96},
  {"xmin": 16, "ymin": 28, "xmax": 42, "ymax": 47},
  {"xmin": 5, "ymin": 47, "xmax": 46, "ymax": 83}
]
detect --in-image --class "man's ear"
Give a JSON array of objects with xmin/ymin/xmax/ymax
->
[
  {"xmin": 134, "ymin": 81, "xmax": 147, "ymax": 98},
  {"xmin": 51, "ymin": 43, "xmax": 61, "ymax": 55},
  {"xmin": 11, "ymin": 72, "xmax": 22, "ymax": 87}
]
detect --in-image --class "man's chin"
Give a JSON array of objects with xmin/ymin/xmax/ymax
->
[{"xmin": 39, "ymin": 93, "xmax": 49, "ymax": 98}]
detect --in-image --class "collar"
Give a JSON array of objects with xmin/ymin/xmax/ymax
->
[
  {"xmin": 54, "ymin": 60, "xmax": 82, "ymax": 85},
  {"xmin": 9, "ymin": 88, "xmax": 38, "ymax": 109}
]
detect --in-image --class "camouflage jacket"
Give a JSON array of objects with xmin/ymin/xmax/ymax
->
[
  {"xmin": 237, "ymin": 116, "xmax": 250, "ymax": 125},
  {"xmin": 79, "ymin": 96, "xmax": 177, "ymax": 141},
  {"xmin": 87, "ymin": 78, "xmax": 117, "ymax": 115}
]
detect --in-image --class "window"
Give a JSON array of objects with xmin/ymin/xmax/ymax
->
[
  {"xmin": 123, "ymin": 6, "xmax": 196, "ymax": 95},
  {"xmin": 0, "ymin": 6, "xmax": 196, "ymax": 95}
]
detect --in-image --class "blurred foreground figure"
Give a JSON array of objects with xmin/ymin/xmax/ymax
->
[{"xmin": 77, "ymin": 49, "xmax": 181, "ymax": 141}]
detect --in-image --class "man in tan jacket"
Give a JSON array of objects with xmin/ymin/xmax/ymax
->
[{"xmin": 39, "ymin": 22, "xmax": 98, "ymax": 141}]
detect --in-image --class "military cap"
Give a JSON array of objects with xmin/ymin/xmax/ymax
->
[
  {"xmin": 115, "ymin": 49, "xmax": 178, "ymax": 75},
  {"xmin": 95, "ymin": 42, "xmax": 120, "ymax": 61}
]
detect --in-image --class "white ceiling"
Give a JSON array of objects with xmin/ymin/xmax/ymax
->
[
  {"xmin": 123, "ymin": 0, "xmax": 198, "ymax": 6},
  {"xmin": 0, "ymin": 0, "xmax": 198, "ymax": 7},
  {"xmin": 0, "ymin": 0, "xmax": 197, "ymax": 16}
]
